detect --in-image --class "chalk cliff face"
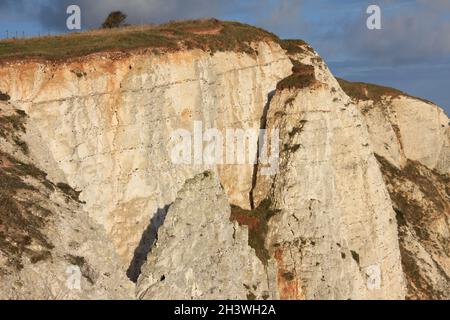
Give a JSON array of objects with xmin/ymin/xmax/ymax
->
[
  {"xmin": 0, "ymin": 102, "xmax": 133, "ymax": 299},
  {"xmin": 337, "ymin": 79, "xmax": 450, "ymax": 299},
  {"xmin": 338, "ymin": 79, "xmax": 449, "ymax": 175},
  {"xmin": 136, "ymin": 171, "xmax": 274, "ymax": 300},
  {"xmin": 252, "ymin": 43, "xmax": 406, "ymax": 299},
  {"xmin": 0, "ymin": 20, "xmax": 448, "ymax": 300},
  {"xmin": 0, "ymin": 42, "xmax": 292, "ymax": 274}
]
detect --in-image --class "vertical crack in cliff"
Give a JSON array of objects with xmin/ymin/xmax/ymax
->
[
  {"xmin": 249, "ymin": 90, "xmax": 275, "ymax": 209},
  {"xmin": 126, "ymin": 204, "xmax": 171, "ymax": 282}
]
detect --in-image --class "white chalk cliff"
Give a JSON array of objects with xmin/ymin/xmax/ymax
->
[{"xmin": 0, "ymin": 20, "xmax": 448, "ymax": 299}]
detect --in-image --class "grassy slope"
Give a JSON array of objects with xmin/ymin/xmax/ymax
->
[
  {"xmin": 0, "ymin": 18, "xmax": 435, "ymax": 107},
  {"xmin": 0, "ymin": 19, "xmax": 280, "ymax": 61},
  {"xmin": 337, "ymin": 78, "xmax": 434, "ymax": 105}
]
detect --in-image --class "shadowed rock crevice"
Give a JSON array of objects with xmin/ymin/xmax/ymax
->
[
  {"xmin": 0, "ymin": 91, "xmax": 10, "ymax": 101},
  {"xmin": 126, "ymin": 204, "xmax": 171, "ymax": 282},
  {"xmin": 249, "ymin": 90, "xmax": 275, "ymax": 210}
]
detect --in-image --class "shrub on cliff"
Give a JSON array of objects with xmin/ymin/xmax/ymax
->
[{"xmin": 102, "ymin": 11, "xmax": 127, "ymax": 29}]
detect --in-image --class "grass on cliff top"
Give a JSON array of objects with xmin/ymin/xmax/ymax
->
[
  {"xmin": 276, "ymin": 60, "xmax": 317, "ymax": 91},
  {"xmin": 337, "ymin": 78, "xmax": 434, "ymax": 105},
  {"xmin": 279, "ymin": 39, "xmax": 314, "ymax": 55},
  {"xmin": 0, "ymin": 19, "xmax": 281, "ymax": 61}
]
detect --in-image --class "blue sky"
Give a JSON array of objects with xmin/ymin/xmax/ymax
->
[{"xmin": 0, "ymin": 0, "xmax": 449, "ymax": 113}]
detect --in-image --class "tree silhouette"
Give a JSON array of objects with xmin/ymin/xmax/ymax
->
[{"xmin": 102, "ymin": 11, "xmax": 127, "ymax": 28}]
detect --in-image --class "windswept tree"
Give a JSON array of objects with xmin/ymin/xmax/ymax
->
[{"xmin": 102, "ymin": 11, "xmax": 127, "ymax": 28}]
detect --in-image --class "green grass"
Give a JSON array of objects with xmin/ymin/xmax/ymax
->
[
  {"xmin": 279, "ymin": 39, "xmax": 313, "ymax": 55},
  {"xmin": 0, "ymin": 19, "xmax": 282, "ymax": 61},
  {"xmin": 0, "ymin": 108, "xmax": 29, "ymax": 154},
  {"xmin": 276, "ymin": 60, "xmax": 316, "ymax": 91},
  {"xmin": 0, "ymin": 150, "xmax": 55, "ymax": 270}
]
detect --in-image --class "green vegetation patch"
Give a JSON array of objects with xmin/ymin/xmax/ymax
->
[
  {"xmin": 279, "ymin": 39, "xmax": 313, "ymax": 55},
  {"xmin": 0, "ymin": 19, "xmax": 280, "ymax": 61},
  {"xmin": 230, "ymin": 199, "xmax": 280, "ymax": 265},
  {"xmin": 56, "ymin": 182, "xmax": 83, "ymax": 203},
  {"xmin": 0, "ymin": 108, "xmax": 29, "ymax": 154},
  {"xmin": 0, "ymin": 106, "xmax": 58, "ymax": 270},
  {"xmin": 375, "ymin": 154, "xmax": 449, "ymax": 228},
  {"xmin": 0, "ymin": 151, "xmax": 55, "ymax": 270},
  {"xmin": 276, "ymin": 60, "xmax": 316, "ymax": 91},
  {"xmin": 375, "ymin": 154, "xmax": 450, "ymax": 299},
  {"xmin": 337, "ymin": 78, "xmax": 434, "ymax": 105}
]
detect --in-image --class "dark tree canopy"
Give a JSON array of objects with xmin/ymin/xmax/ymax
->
[{"xmin": 102, "ymin": 11, "xmax": 127, "ymax": 29}]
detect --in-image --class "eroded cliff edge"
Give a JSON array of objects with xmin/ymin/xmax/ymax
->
[
  {"xmin": 338, "ymin": 79, "xmax": 450, "ymax": 299},
  {"xmin": 0, "ymin": 19, "xmax": 448, "ymax": 299}
]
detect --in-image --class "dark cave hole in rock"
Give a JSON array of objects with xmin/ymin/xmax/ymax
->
[
  {"xmin": 350, "ymin": 250, "xmax": 360, "ymax": 265},
  {"xmin": 126, "ymin": 203, "xmax": 171, "ymax": 282},
  {"xmin": 0, "ymin": 91, "xmax": 10, "ymax": 101}
]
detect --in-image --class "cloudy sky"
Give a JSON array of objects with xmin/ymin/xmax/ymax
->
[{"xmin": 0, "ymin": 0, "xmax": 449, "ymax": 113}]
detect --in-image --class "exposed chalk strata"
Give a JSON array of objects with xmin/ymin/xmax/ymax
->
[
  {"xmin": 0, "ymin": 102, "xmax": 133, "ymax": 299},
  {"xmin": 337, "ymin": 79, "xmax": 450, "ymax": 299},
  {"xmin": 376, "ymin": 155, "xmax": 450, "ymax": 299},
  {"xmin": 338, "ymin": 79, "xmax": 449, "ymax": 175},
  {"xmin": 252, "ymin": 42, "xmax": 407, "ymax": 299},
  {"xmin": 0, "ymin": 42, "xmax": 292, "ymax": 270},
  {"xmin": 0, "ymin": 20, "xmax": 448, "ymax": 300}
]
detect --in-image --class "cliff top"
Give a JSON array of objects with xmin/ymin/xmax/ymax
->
[
  {"xmin": 0, "ymin": 19, "xmax": 283, "ymax": 61},
  {"xmin": 337, "ymin": 78, "xmax": 434, "ymax": 105},
  {"xmin": 276, "ymin": 60, "xmax": 318, "ymax": 91}
]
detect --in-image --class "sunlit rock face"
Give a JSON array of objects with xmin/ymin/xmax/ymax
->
[
  {"xmin": 338, "ymin": 79, "xmax": 450, "ymax": 300},
  {"xmin": 0, "ymin": 42, "xmax": 292, "ymax": 270},
  {"xmin": 338, "ymin": 78, "xmax": 449, "ymax": 175},
  {"xmin": 252, "ymin": 44, "xmax": 406, "ymax": 299},
  {"xmin": 136, "ymin": 171, "xmax": 273, "ymax": 300},
  {"xmin": 0, "ymin": 25, "xmax": 448, "ymax": 299},
  {"xmin": 0, "ymin": 102, "xmax": 133, "ymax": 299}
]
